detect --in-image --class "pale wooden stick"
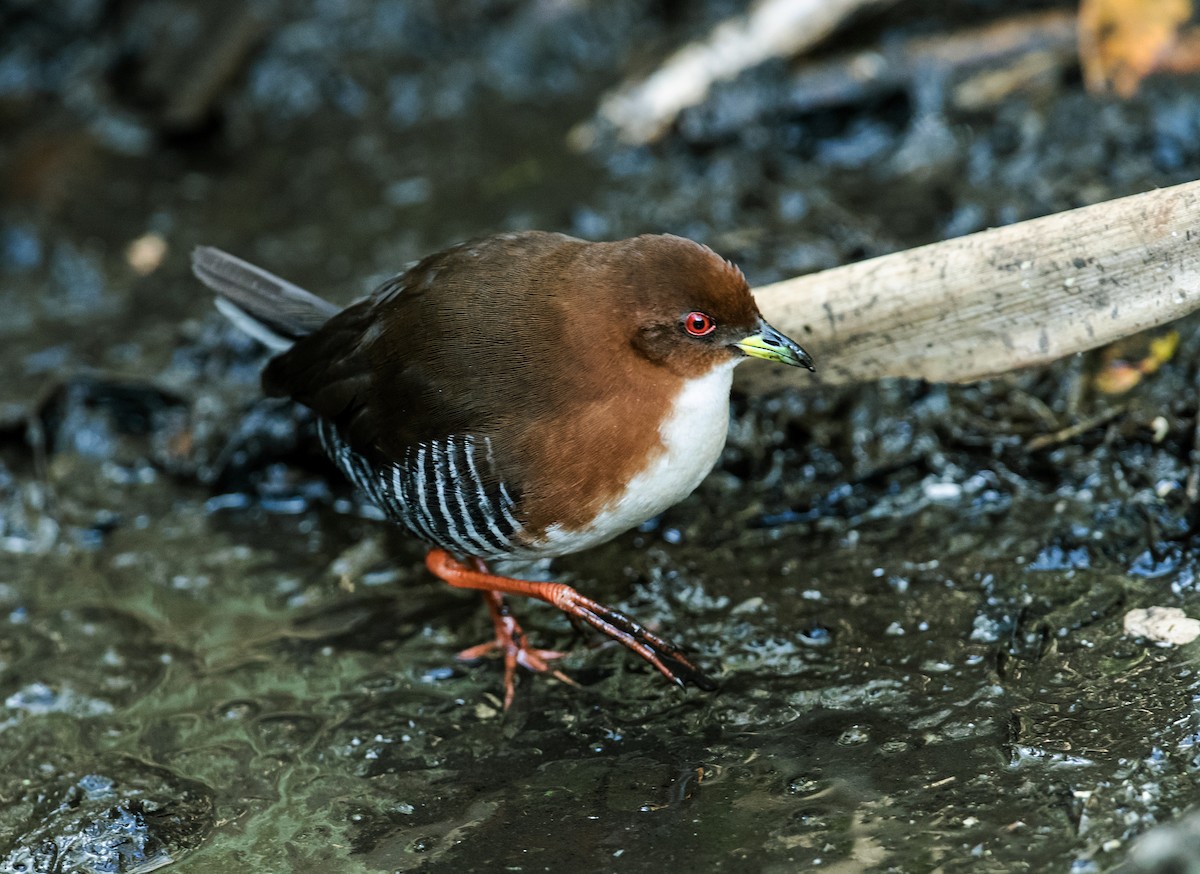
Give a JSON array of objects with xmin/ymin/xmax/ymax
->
[
  {"xmin": 741, "ymin": 179, "xmax": 1200, "ymax": 391},
  {"xmin": 571, "ymin": 0, "xmax": 892, "ymax": 148}
]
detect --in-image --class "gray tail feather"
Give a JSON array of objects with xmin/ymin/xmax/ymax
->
[{"xmin": 192, "ymin": 246, "xmax": 340, "ymax": 351}]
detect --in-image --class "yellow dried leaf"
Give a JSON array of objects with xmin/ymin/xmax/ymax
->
[
  {"xmin": 1094, "ymin": 362, "xmax": 1146, "ymax": 394},
  {"xmin": 1078, "ymin": 0, "xmax": 1192, "ymax": 96},
  {"xmin": 1144, "ymin": 329, "xmax": 1181, "ymax": 372},
  {"xmin": 1093, "ymin": 330, "xmax": 1181, "ymax": 393}
]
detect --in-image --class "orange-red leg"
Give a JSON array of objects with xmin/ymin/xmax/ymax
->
[
  {"xmin": 426, "ymin": 548, "xmax": 716, "ymax": 705},
  {"xmin": 457, "ymin": 588, "xmax": 577, "ymax": 710}
]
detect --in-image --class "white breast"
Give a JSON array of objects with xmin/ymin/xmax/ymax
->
[{"xmin": 536, "ymin": 360, "xmax": 738, "ymax": 557}]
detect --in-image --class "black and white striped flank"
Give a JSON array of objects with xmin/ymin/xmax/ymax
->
[{"xmin": 317, "ymin": 420, "xmax": 529, "ymax": 560}]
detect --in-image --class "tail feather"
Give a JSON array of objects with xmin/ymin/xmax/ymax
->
[{"xmin": 192, "ymin": 246, "xmax": 339, "ymax": 351}]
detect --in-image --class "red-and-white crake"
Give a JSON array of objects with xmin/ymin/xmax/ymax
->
[{"xmin": 193, "ymin": 232, "xmax": 814, "ymax": 708}]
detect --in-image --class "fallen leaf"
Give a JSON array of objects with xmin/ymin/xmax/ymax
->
[
  {"xmin": 1093, "ymin": 329, "xmax": 1179, "ymax": 394},
  {"xmin": 1078, "ymin": 0, "xmax": 1192, "ymax": 96}
]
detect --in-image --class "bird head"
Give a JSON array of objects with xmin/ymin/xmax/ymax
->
[{"xmin": 608, "ymin": 235, "xmax": 814, "ymax": 377}]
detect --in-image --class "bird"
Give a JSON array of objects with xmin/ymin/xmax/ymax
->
[{"xmin": 192, "ymin": 231, "xmax": 814, "ymax": 708}]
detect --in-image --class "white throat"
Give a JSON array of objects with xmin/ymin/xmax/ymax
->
[
  {"xmin": 538, "ymin": 360, "xmax": 738, "ymax": 556},
  {"xmin": 642, "ymin": 360, "xmax": 738, "ymax": 506}
]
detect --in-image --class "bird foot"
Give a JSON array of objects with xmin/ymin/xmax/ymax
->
[
  {"xmin": 427, "ymin": 549, "xmax": 717, "ymax": 705},
  {"xmin": 456, "ymin": 590, "xmax": 578, "ymax": 710},
  {"xmin": 545, "ymin": 586, "xmax": 718, "ymax": 692}
]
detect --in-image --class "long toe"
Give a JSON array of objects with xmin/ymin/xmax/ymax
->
[
  {"xmin": 428, "ymin": 549, "xmax": 717, "ymax": 700},
  {"xmin": 455, "ymin": 591, "xmax": 578, "ymax": 708},
  {"xmin": 563, "ymin": 592, "xmax": 718, "ymax": 691}
]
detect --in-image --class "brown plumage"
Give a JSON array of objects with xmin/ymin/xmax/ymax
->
[{"xmin": 193, "ymin": 231, "xmax": 813, "ymax": 707}]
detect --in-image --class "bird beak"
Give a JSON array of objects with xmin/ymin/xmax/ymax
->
[{"xmin": 736, "ymin": 318, "xmax": 815, "ymax": 370}]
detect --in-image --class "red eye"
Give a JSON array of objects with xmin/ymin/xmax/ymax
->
[{"xmin": 684, "ymin": 311, "xmax": 716, "ymax": 337}]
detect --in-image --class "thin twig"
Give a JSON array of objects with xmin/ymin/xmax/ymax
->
[{"xmin": 1025, "ymin": 407, "xmax": 1125, "ymax": 452}]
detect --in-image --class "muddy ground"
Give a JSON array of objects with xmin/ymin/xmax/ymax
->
[{"xmin": 3, "ymin": 1, "xmax": 1200, "ymax": 871}]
